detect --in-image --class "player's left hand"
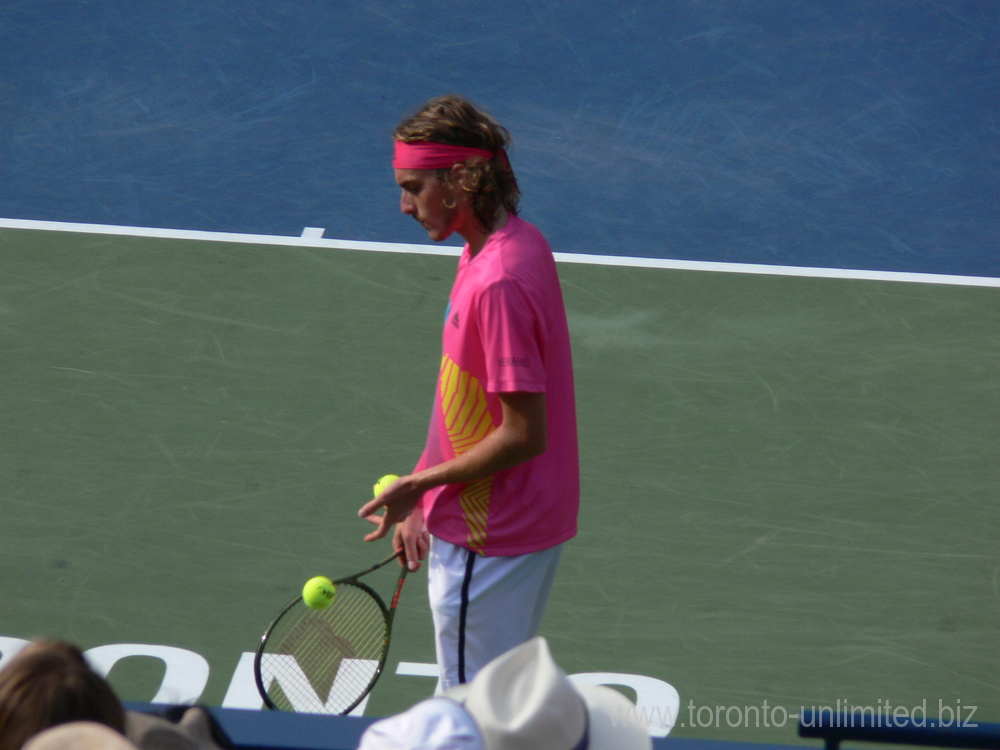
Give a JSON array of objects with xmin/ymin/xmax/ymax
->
[{"xmin": 359, "ymin": 475, "xmax": 423, "ymax": 543}]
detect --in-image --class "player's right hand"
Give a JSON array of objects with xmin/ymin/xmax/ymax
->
[{"xmin": 393, "ymin": 507, "xmax": 429, "ymax": 572}]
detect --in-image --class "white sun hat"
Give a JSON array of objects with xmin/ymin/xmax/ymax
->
[
  {"xmin": 357, "ymin": 696, "xmax": 484, "ymax": 750},
  {"xmin": 357, "ymin": 637, "xmax": 650, "ymax": 750}
]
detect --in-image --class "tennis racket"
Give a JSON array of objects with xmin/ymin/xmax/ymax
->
[{"xmin": 253, "ymin": 550, "xmax": 408, "ymax": 714}]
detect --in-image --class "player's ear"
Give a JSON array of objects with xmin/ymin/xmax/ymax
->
[{"xmin": 449, "ymin": 163, "xmax": 471, "ymax": 191}]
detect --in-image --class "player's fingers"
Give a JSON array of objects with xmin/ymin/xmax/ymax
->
[
  {"xmin": 392, "ymin": 526, "xmax": 408, "ymax": 568},
  {"xmin": 358, "ymin": 497, "xmax": 385, "ymax": 518},
  {"xmin": 402, "ymin": 533, "xmax": 422, "ymax": 572},
  {"xmin": 363, "ymin": 517, "xmax": 390, "ymax": 542},
  {"xmin": 416, "ymin": 531, "xmax": 430, "ymax": 561}
]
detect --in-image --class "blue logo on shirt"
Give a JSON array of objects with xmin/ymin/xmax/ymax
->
[{"xmin": 445, "ymin": 299, "xmax": 459, "ymax": 328}]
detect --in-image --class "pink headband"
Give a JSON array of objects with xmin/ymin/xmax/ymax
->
[{"xmin": 393, "ymin": 140, "xmax": 498, "ymax": 170}]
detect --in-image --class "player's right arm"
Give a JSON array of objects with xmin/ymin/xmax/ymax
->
[{"xmin": 359, "ymin": 391, "xmax": 546, "ymax": 547}]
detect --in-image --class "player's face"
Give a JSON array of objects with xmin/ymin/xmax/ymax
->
[{"xmin": 395, "ymin": 168, "xmax": 468, "ymax": 243}]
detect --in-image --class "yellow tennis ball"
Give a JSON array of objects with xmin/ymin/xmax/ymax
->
[
  {"xmin": 373, "ymin": 474, "xmax": 399, "ymax": 498},
  {"xmin": 302, "ymin": 576, "xmax": 336, "ymax": 610}
]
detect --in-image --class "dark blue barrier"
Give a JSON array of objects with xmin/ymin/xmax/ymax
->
[
  {"xmin": 127, "ymin": 703, "xmax": 803, "ymax": 750},
  {"xmin": 798, "ymin": 710, "xmax": 1000, "ymax": 750},
  {"xmin": 125, "ymin": 703, "xmax": 376, "ymax": 750}
]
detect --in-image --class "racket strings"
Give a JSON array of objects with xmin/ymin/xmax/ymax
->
[{"xmin": 261, "ymin": 583, "xmax": 389, "ymax": 714}]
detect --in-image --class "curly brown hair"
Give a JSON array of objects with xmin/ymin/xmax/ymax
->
[
  {"xmin": 0, "ymin": 640, "xmax": 126, "ymax": 750},
  {"xmin": 393, "ymin": 95, "xmax": 520, "ymax": 232}
]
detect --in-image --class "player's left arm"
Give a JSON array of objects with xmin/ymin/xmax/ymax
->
[{"xmin": 359, "ymin": 390, "xmax": 546, "ymax": 542}]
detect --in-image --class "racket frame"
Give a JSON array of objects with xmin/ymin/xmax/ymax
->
[{"xmin": 253, "ymin": 551, "xmax": 408, "ymax": 714}]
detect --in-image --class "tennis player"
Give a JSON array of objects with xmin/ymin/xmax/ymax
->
[{"xmin": 359, "ymin": 95, "xmax": 580, "ymax": 691}]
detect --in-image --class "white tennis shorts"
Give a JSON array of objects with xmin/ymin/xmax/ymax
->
[{"xmin": 427, "ymin": 536, "xmax": 563, "ymax": 693}]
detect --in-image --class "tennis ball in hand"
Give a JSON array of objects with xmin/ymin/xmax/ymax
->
[
  {"xmin": 373, "ymin": 474, "xmax": 400, "ymax": 498},
  {"xmin": 302, "ymin": 576, "xmax": 336, "ymax": 610}
]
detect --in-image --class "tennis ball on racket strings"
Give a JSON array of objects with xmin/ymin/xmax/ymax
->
[
  {"xmin": 373, "ymin": 474, "xmax": 400, "ymax": 498},
  {"xmin": 302, "ymin": 576, "xmax": 336, "ymax": 610}
]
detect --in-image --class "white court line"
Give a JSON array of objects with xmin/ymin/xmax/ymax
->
[{"xmin": 2, "ymin": 217, "xmax": 998, "ymax": 288}]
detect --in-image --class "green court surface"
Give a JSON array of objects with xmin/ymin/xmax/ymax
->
[{"xmin": 2, "ymin": 225, "xmax": 997, "ymax": 744}]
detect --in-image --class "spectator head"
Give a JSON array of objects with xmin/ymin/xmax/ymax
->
[
  {"xmin": 0, "ymin": 640, "xmax": 126, "ymax": 750},
  {"xmin": 22, "ymin": 721, "xmax": 138, "ymax": 750}
]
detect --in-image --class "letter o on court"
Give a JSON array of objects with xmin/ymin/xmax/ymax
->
[
  {"xmin": 569, "ymin": 672, "xmax": 680, "ymax": 737},
  {"xmin": 0, "ymin": 637, "xmax": 30, "ymax": 671},
  {"xmin": 85, "ymin": 644, "xmax": 210, "ymax": 705}
]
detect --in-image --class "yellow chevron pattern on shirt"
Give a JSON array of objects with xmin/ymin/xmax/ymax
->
[
  {"xmin": 439, "ymin": 354, "xmax": 496, "ymax": 553},
  {"xmin": 460, "ymin": 477, "xmax": 492, "ymax": 554},
  {"xmin": 439, "ymin": 355, "xmax": 496, "ymax": 454}
]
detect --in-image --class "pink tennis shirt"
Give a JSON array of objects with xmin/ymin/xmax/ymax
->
[{"xmin": 414, "ymin": 214, "xmax": 579, "ymax": 556}]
